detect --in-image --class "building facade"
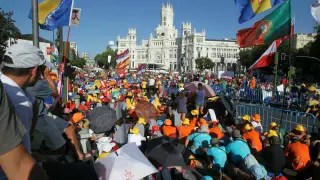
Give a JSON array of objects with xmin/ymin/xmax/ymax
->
[
  {"xmin": 116, "ymin": 3, "xmax": 240, "ymax": 72},
  {"xmin": 291, "ymin": 33, "xmax": 315, "ymax": 50}
]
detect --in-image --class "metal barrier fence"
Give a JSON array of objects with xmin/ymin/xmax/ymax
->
[
  {"xmin": 217, "ymin": 88, "xmax": 303, "ymax": 107},
  {"xmin": 235, "ymin": 104, "xmax": 318, "ymax": 133}
]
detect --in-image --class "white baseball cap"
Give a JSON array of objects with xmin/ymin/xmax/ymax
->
[{"xmin": 3, "ymin": 43, "xmax": 53, "ymax": 68}]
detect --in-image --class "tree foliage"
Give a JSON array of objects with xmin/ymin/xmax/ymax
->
[
  {"xmin": 0, "ymin": 9, "xmax": 21, "ymax": 58},
  {"xmin": 195, "ymin": 57, "xmax": 214, "ymax": 72},
  {"xmin": 94, "ymin": 48, "xmax": 116, "ymax": 68},
  {"xmin": 70, "ymin": 57, "xmax": 86, "ymax": 68}
]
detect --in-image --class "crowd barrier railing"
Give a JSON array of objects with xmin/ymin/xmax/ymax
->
[{"xmin": 235, "ymin": 104, "xmax": 318, "ymax": 133}]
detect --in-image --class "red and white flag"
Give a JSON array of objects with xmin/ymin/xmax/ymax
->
[{"xmin": 248, "ymin": 39, "xmax": 282, "ymax": 72}]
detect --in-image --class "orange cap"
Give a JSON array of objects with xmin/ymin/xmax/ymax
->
[
  {"xmin": 164, "ymin": 119, "xmax": 172, "ymax": 126},
  {"xmin": 71, "ymin": 112, "xmax": 84, "ymax": 123}
]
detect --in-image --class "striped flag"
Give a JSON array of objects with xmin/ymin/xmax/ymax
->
[
  {"xmin": 116, "ymin": 49, "xmax": 129, "ymax": 63},
  {"xmin": 137, "ymin": 64, "xmax": 147, "ymax": 74},
  {"xmin": 248, "ymin": 39, "xmax": 282, "ymax": 72},
  {"xmin": 116, "ymin": 49, "xmax": 130, "ymax": 71}
]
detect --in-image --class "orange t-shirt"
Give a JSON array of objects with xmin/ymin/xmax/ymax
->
[
  {"xmin": 177, "ymin": 126, "xmax": 194, "ymax": 139},
  {"xmin": 209, "ymin": 126, "xmax": 224, "ymax": 139},
  {"xmin": 243, "ymin": 130, "xmax": 262, "ymax": 152},
  {"xmin": 162, "ymin": 125, "xmax": 177, "ymax": 137},
  {"xmin": 190, "ymin": 117, "xmax": 197, "ymax": 129},
  {"xmin": 251, "ymin": 79, "xmax": 256, "ymax": 88},
  {"xmin": 285, "ymin": 142, "xmax": 311, "ymax": 171}
]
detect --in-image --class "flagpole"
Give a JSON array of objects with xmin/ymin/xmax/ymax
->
[
  {"xmin": 279, "ymin": 0, "xmax": 293, "ymax": 127},
  {"xmin": 31, "ymin": 0, "xmax": 39, "ymax": 47}
]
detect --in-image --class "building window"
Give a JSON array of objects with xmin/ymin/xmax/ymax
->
[
  {"xmin": 175, "ymin": 54, "xmax": 177, "ymax": 58},
  {"xmin": 133, "ymin": 36, "xmax": 135, "ymax": 39},
  {"xmin": 132, "ymin": 55, "xmax": 134, "ymax": 59},
  {"xmin": 120, "ymin": 43, "xmax": 126, "ymax": 47}
]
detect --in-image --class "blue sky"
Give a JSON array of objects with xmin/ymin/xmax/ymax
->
[{"xmin": 1, "ymin": 0, "xmax": 317, "ymax": 58}]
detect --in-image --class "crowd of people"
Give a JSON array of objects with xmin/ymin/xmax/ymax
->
[{"xmin": 1, "ymin": 43, "xmax": 320, "ymax": 180}]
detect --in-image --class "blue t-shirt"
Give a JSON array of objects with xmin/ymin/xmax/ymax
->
[
  {"xmin": 187, "ymin": 133, "xmax": 211, "ymax": 149},
  {"xmin": 226, "ymin": 139, "xmax": 250, "ymax": 164},
  {"xmin": 207, "ymin": 146, "xmax": 227, "ymax": 169}
]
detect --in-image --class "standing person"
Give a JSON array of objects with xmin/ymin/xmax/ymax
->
[
  {"xmin": 28, "ymin": 68, "xmax": 91, "ymax": 161},
  {"xmin": 0, "ymin": 80, "xmax": 49, "ymax": 180},
  {"xmin": 196, "ymin": 83, "xmax": 205, "ymax": 115},
  {"xmin": 177, "ymin": 91, "xmax": 187, "ymax": 121},
  {"xmin": 0, "ymin": 44, "xmax": 50, "ymax": 179},
  {"xmin": 148, "ymin": 75, "xmax": 155, "ymax": 92}
]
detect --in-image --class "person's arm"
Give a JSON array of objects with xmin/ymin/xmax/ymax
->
[
  {"xmin": 0, "ymin": 144, "xmax": 48, "ymax": 180},
  {"xmin": 43, "ymin": 68, "xmax": 58, "ymax": 98}
]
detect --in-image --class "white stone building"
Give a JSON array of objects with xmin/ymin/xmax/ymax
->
[
  {"xmin": 291, "ymin": 33, "xmax": 315, "ymax": 50},
  {"xmin": 116, "ymin": 2, "xmax": 240, "ymax": 72}
]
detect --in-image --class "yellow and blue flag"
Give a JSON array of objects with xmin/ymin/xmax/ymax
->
[
  {"xmin": 235, "ymin": 0, "xmax": 285, "ymax": 24},
  {"xmin": 29, "ymin": 0, "xmax": 73, "ymax": 31}
]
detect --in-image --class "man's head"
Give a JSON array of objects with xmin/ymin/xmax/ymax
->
[{"xmin": 1, "ymin": 43, "xmax": 51, "ymax": 87}]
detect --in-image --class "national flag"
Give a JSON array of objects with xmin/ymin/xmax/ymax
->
[
  {"xmin": 137, "ymin": 64, "xmax": 147, "ymax": 74},
  {"xmin": 235, "ymin": 0, "xmax": 285, "ymax": 24},
  {"xmin": 29, "ymin": 0, "xmax": 74, "ymax": 31},
  {"xmin": 115, "ymin": 49, "xmax": 129, "ymax": 63},
  {"xmin": 312, "ymin": 2, "xmax": 320, "ymax": 25},
  {"xmin": 116, "ymin": 57, "xmax": 130, "ymax": 70},
  {"xmin": 236, "ymin": 0, "xmax": 291, "ymax": 48},
  {"xmin": 248, "ymin": 39, "xmax": 282, "ymax": 72},
  {"xmin": 50, "ymin": 51, "xmax": 58, "ymax": 63}
]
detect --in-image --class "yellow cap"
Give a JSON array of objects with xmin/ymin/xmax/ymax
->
[
  {"xmin": 294, "ymin": 124, "xmax": 305, "ymax": 132},
  {"xmin": 264, "ymin": 130, "xmax": 278, "ymax": 138},
  {"xmin": 309, "ymin": 86, "xmax": 316, "ymax": 91},
  {"xmin": 182, "ymin": 118, "xmax": 190, "ymax": 125},
  {"xmin": 242, "ymin": 115, "xmax": 250, "ymax": 121},
  {"xmin": 178, "ymin": 83, "xmax": 184, "ymax": 87},
  {"xmin": 138, "ymin": 117, "xmax": 146, "ymax": 125},
  {"xmin": 301, "ymin": 83, "xmax": 306, "ymax": 87},
  {"xmin": 191, "ymin": 110, "xmax": 199, "ymax": 116},
  {"xmin": 244, "ymin": 124, "xmax": 252, "ymax": 131},
  {"xmin": 130, "ymin": 127, "xmax": 140, "ymax": 135},
  {"xmin": 269, "ymin": 122, "xmax": 279, "ymax": 128},
  {"xmin": 208, "ymin": 96, "xmax": 220, "ymax": 101}
]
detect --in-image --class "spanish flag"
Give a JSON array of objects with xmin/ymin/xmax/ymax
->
[
  {"xmin": 29, "ymin": 0, "xmax": 73, "ymax": 30},
  {"xmin": 235, "ymin": 0, "xmax": 285, "ymax": 24}
]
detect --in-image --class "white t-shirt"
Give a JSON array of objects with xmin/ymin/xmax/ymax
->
[
  {"xmin": 128, "ymin": 134, "xmax": 146, "ymax": 147},
  {"xmin": 148, "ymin": 78, "xmax": 155, "ymax": 86},
  {"xmin": 0, "ymin": 74, "xmax": 34, "ymax": 154}
]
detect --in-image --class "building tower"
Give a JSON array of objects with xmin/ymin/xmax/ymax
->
[{"xmin": 161, "ymin": 2, "xmax": 174, "ymax": 27}]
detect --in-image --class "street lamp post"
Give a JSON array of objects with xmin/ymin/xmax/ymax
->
[{"xmin": 31, "ymin": 0, "xmax": 39, "ymax": 47}]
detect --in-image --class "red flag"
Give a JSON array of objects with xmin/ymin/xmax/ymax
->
[{"xmin": 248, "ymin": 39, "xmax": 282, "ymax": 72}]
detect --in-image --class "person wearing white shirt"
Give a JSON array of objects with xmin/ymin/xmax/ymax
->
[
  {"xmin": 251, "ymin": 114, "xmax": 263, "ymax": 136},
  {"xmin": 128, "ymin": 127, "xmax": 146, "ymax": 147},
  {"xmin": 0, "ymin": 43, "xmax": 52, "ymax": 179}
]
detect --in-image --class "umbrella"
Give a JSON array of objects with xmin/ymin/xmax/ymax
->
[
  {"xmin": 135, "ymin": 99, "xmax": 157, "ymax": 121},
  {"xmin": 146, "ymin": 136, "xmax": 191, "ymax": 167},
  {"xmin": 89, "ymin": 106, "xmax": 117, "ymax": 133},
  {"xmin": 185, "ymin": 81, "xmax": 215, "ymax": 97},
  {"xmin": 94, "ymin": 143, "xmax": 158, "ymax": 180}
]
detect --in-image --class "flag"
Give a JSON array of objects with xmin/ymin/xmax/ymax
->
[
  {"xmin": 137, "ymin": 64, "xmax": 147, "ymax": 74},
  {"xmin": 235, "ymin": 0, "xmax": 285, "ymax": 24},
  {"xmin": 115, "ymin": 49, "xmax": 129, "ymax": 63},
  {"xmin": 248, "ymin": 39, "xmax": 282, "ymax": 72},
  {"xmin": 29, "ymin": 0, "xmax": 74, "ymax": 31},
  {"xmin": 312, "ymin": 3, "xmax": 320, "ymax": 24},
  {"xmin": 70, "ymin": 8, "xmax": 81, "ymax": 26},
  {"xmin": 116, "ymin": 57, "xmax": 130, "ymax": 70},
  {"xmin": 236, "ymin": 0, "xmax": 291, "ymax": 48}
]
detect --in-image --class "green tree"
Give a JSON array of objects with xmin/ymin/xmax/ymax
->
[
  {"xmin": 70, "ymin": 57, "xmax": 86, "ymax": 68},
  {"xmin": 0, "ymin": 9, "xmax": 21, "ymax": 58},
  {"xmin": 195, "ymin": 57, "xmax": 205, "ymax": 72},
  {"xmin": 94, "ymin": 48, "xmax": 116, "ymax": 68}
]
